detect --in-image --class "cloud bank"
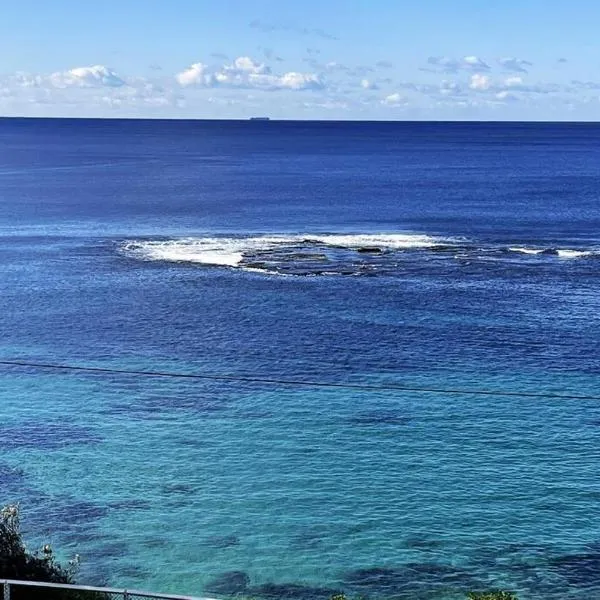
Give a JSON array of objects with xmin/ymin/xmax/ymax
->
[{"xmin": 176, "ymin": 56, "xmax": 324, "ymax": 91}]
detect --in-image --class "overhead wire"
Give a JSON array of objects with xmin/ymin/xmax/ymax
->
[{"xmin": 0, "ymin": 359, "xmax": 598, "ymax": 401}]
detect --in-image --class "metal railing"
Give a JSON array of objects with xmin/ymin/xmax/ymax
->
[{"xmin": 2, "ymin": 579, "xmax": 213, "ymax": 600}]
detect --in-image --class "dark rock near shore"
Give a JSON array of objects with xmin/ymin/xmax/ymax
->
[
  {"xmin": 549, "ymin": 551, "xmax": 600, "ymax": 586},
  {"xmin": 204, "ymin": 571, "xmax": 250, "ymax": 595},
  {"xmin": 250, "ymin": 582, "xmax": 341, "ymax": 600},
  {"xmin": 344, "ymin": 563, "xmax": 482, "ymax": 597}
]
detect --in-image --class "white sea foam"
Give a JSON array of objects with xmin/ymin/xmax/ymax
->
[
  {"xmin": 303, "ymin": 233, "xmax": 446, "ymax": 249},
  {"xmin": 122, "ymin": 233, "xmax": 451, "ymax": 268},
  {"xmin": 509, "ymin": 246, "xmax": 597, "ymax": 259},
  {"xmin": 509, "ymin": 247, "xmax": 545, "ymax": 255},
  {"xmin": 122, "ymin": 238, "xmax": 247, "ymax": 267},
  {"xmin": 556, "ymin": 249, "xmax": 593, "ymax": 259}
]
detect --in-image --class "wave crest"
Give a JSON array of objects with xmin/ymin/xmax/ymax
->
[{"xmin": 121, "ymin": 233, "xmax": 450, "ymax": 269}]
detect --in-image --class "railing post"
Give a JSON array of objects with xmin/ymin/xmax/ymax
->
[
  {"xmin": 3, "ymin": 581, "xmax": 10, "ymax": 600},
  {"xmin": 123, "ymin": 589, "xmax": 129, "ymax": 600}
]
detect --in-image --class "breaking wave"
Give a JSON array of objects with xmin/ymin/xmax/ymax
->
[
  {"xmin": 556, "ymin": 249, "xmax": 594, "ymax": 259},
  {"xmin": 509, "ymin": 247, "xmax": 597, "ymax": 259},
  {"xmin": 121, "ymin": 233, "xmax": 600, "ymax": 276},
  {"xmin": 121, "ymin": 233, "xmax": 451, "ymax": 271},
  {"xmin": 508, "ymin": 247, "xmax": 546, "ymax": 255}
]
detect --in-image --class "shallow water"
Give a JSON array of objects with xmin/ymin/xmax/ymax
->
[{"xmin": 1, "ymin": 119, "xmax": 600, "ymax": 599}]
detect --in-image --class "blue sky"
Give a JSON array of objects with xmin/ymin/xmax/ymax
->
[{"xmin": 2, "ymin": 0, "xmax": 600, "ymax": 119}]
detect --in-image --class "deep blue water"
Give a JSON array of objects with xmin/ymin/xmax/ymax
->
[{"xmin": 1, "ymin": 118, "xmax": 600, "ymax": 600}]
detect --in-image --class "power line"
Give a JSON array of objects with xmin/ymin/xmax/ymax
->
[{"xmin": 0, "ymin": 359, "xmax": 598, "ymax": 401}]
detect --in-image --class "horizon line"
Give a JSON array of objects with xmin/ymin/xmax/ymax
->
[{"xmin": 1, "ymin": 116, "xmax": 600, "ymax": 124}]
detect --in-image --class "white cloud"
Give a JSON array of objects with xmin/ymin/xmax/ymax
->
[
  {"xmin": 176, "ymin": 56, "xmax": 324, "ymax": 91},
  {"xmin": 325, "ymin": 61, "xmax": 348, "ymax": 72},
  {"xmin": 463, "ymin": 56, "xmax": 490, "ymax": 70},
  {"xmin": 10, "ymin": 72, "xmax": 42, "ymax": 87},
  {"xmin": 427, "ymin": 56, "xmax": 490, "ymax": 73},
  {"xmin": 49, "ymin": 65, "xmax": 125, "ymax": 88},
  {"xmin": 571, "ymin": 80, "xmax": 600, "ymax": 90},
  {"xmin": 381, "ymin": 92, "xmax": 407, "ymax": 106},
  {"xmin": 278, "ymin": 71, "xmax": 324, "ymax": 90},
  {"xmin": 496, "ymin": 90, "xmax": 519, "ymax": 102},
  {"xmin": 231, "ymin": 56, "xmax": 271, "ymax": 75},
  {"xmin": 176, "ymin": 63, "xmax": 213, "ymax": 87},
  {"xmin": 439, "ymin": 80, "xmax": 463, "ymax": 96},
  {"xmin": 469, "ymin": 73, "xmax": 492, "ymax": 90},
  {"xmin": 498, "ymin": 57, "xmax": 532, "ymax": 73},
  {"xmin": 504, "ymin": 76, "xmax": 524, "ymax": 87},
  {"xmin": 360, "ymin": 79, "xmax": 378, "ymax": 90},
  {"xmin": 4, "ymin": 51, "xmax": 591, "ymax": 120},
  {"xmin": 7, "ymin": 65, "xmax": 127, "ymax": 91},
  {"xmin": 303, "ymin": 99, "xmax": 349, "ymax": 110}
]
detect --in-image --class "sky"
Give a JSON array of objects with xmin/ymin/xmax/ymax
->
[{"xmin": 3, "ymin": 0, "xmax": 600, "ymax": 120}]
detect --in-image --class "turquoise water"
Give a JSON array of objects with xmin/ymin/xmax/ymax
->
[
  {"xmin": 1, "ymin": 119, "xmax": 600, "ymax": 599},
  {"xmin": 4, "ymin": 368, "xmax": 600, "ymax": 599}
]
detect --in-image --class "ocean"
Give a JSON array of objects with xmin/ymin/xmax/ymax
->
[{"xmin": 1, "ymin": 118, "xmax": 599, "ymax": 600}]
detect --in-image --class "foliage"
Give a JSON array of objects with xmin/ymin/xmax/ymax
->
[
  {"xmin": 467, "ymin": 591, "xmax": 519, "ymax": 600},
  {"xmin": 329, "ymin": 591, "xmax": 519, "ymax": 600},
  {"xmin": 0, "ymin": 504, "xmax": 106, "ymax": 600}
]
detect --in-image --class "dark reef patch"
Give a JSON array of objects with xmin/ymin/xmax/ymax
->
[
  {"xmin": 249, "ymin": 582, "xmax": 341, "ymax": 600},
  {"xmin": 343, "ymin": 563, "xmax": 482, "ymax": 598},
  {"xmin": 290, "ymin": 528, "xmax": 325, "ymax": 550},
  {"xmin": 0, "ymin": 464, "xmax": 26, "ymax": 484},
  {"xmin": 17, "ymin": 495, "xmax": 109, "ymax": 544},
  {"xmin": 108, "ymin": 392, "xmax": 229, "ymax": 420},
  {"xmin": 58, "ymin": 529, "xmax": 112, "ymax": 547},
  {"xmin": 160, "ymin": 482, "xmax": 198, "ymax": 496},
  {"xmin": 141, "ymin": 536, "xmax": 169, "ymax": 549},
  {"xmin": 202, "ymin": 534, "xmax": 240, "ymax": 549},
  {"xmin": 114, "ymin": 564, "xmax": 151, "ymax": 579},
  {"xmin": 549, "ymin": 551, "xmax": 600, "ymax": 586},
  {"xmin": 108, "ymin": 498, "xmax": 152, "ymax": 511},
  {"xmin": 61, "ymin": 500, "xmax": 110, "ymax": 524},
  {"xmin": 90, "ymin": 541, "xmax": 130, "ymax": 561},
  {"xmin": 404, "ymin": 535, "xmax": 445, "ymax": 550},
  {"xmin": 0, "ymin": 422, "xmax": 102, "ymax": 450},
  {"xmin": 204, "ymin": 571, "xmax": 250, "ymax": 595}
]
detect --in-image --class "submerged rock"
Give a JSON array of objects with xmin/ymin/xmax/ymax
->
[
  {"xmin": 250, "ymin": 582, "xmax": 340, "ymax": 600},
  {"xmin": 0, "ymin": 422, "xmax": 102, "ymax": 450},
  {"xmin": 357, "ymin": 246, "xmax": 383, "ymax": 253},
  {"xmin": 550, "ymin": 552, "xmax": 600, "ymax": 586},
  {"xmin": 160, "ymin": 482, "xmax": 197, "ymax": 495},
  {"xmin": 202, "ymin": 533, "xmax": 240, "ymax": 548},
  {"xmin": 60, "ymin": 499, "xmax": 109, "ymax": 524},
  {"xmin": 204, "ymin": 571, "xmax": 250, "ymax": 595},
  {"xmin": 114, "ymin": 564, "xmax": 151, "ymax": 579},
  {"xmin": 286, "ymin": 253, "xmax": 328, "ymax": 261},
  {"xmin": 344, "ymin": 563, "xmax": 482, "ymax": 597},
  {"xmin": 0, "ymin": 464, "xmax": 25, "ymax": 484}
]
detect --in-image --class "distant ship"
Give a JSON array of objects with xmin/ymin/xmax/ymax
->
[{"xmin": 249, "ymin": 117, "xmax": 270, "ymax": 121}]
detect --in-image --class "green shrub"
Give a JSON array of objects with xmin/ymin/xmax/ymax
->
[
  {"xmin": 467, "ymin": 591, "xmax": 519, "ymax": 600},
  {"xmin": 0, "ymin": 504, "xmax": 106, "ymax": 600}
]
